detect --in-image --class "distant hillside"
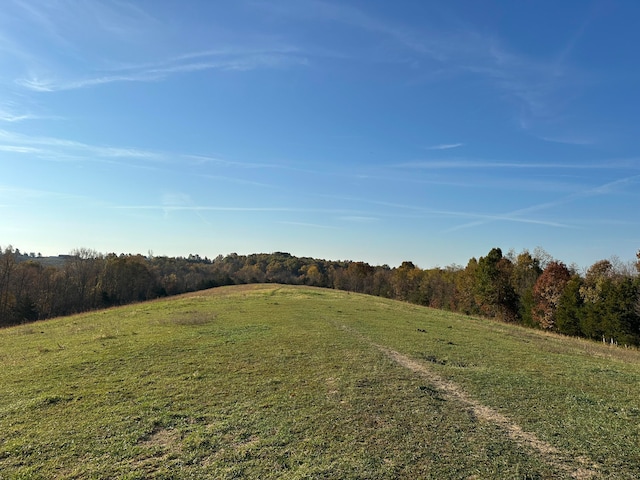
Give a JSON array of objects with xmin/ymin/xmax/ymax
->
[
  {"xmin": 3, "ymin": 246, "xmax": 639, "ymax": 349},
  {"xmin": 15, "ymin": 252, "xmax": 68, "ymax": 268},
  {"xmin": 1, "ymin": 285, "xmax": 639, "ymax": 478}
]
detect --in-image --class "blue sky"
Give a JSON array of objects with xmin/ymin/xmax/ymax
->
[{"xmin": 1, "ymin": 0, "xmax": 639, "ymax": 269}]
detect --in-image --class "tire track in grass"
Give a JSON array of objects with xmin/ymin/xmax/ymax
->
[{"xmin": 337, "ymin": 323, "xmax": 600, "ymax": 479}]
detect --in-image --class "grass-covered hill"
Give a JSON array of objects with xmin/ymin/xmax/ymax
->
[{"xmin": 1, "ymin": 285, "xmax": 639, "ymax": 479}]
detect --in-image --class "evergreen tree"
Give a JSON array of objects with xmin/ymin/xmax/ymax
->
[{"xmin": 555, "ymin": 275, "xmax": 584, "ymax": 337}]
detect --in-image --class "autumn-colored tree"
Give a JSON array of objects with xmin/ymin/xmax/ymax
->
[
  {"xmin": 532, "ymin": 261, "xmax": 571, "ymax": 329},
  {"xmin": 456, "ymin": 258, "xmax": 480, "ymax": 315},
  {"xmin": 346, "ymin": 262, "xmax": 375, "ymax": 293},
  {"xmin": 307, "ymin": 264, "xmax": 326, "ymax": 287},
  {"xmin": 372, "ymin": 266, "xmax": 393, "ymax": 298},
  {"xmin": 418, "ymin": 267, "xmax": 459, "ymax": 310},
  {"xmin": 580, "ymin": 260, "xmax": 616, "ymax": 303},
  {"xmin": 392, "ymin": 261, "xmax": 422, "ymax": 302},
  {"xmin": 234, "ymin": 264, "xmax": 266, "ymax": 284}
]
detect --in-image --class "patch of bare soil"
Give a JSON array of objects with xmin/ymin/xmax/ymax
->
[
  {"xmin": 129, "ymin": 427, "xmax": 183, "ymax": 472},
  {"xmin": 139, "ymin": 427, "xmax": 181, "ymax": 450}
]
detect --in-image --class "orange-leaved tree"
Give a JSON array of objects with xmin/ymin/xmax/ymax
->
[{"xmin": 532, "ymin": 261, "xmax": 571, "ymax": 329}]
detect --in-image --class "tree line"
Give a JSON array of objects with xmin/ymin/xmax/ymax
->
[{"xmin": 1, "ymin": 245, "xmax": 639, "ymax": 346}]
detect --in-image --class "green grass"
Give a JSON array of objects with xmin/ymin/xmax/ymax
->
[{"xmin": 1, "ymin": 285, "xmax": 639, "ymax": 479}]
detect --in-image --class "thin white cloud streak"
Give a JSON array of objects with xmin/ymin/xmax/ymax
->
[
  {"xmin": 4, "ymin": 0, "xmax": 307, "ymax": 92},
  {"xmin": 5, "ymin": 0, "xmax": 584, "ymax": 129},
  {"xmin": 279, "ymin": 221, "xmax": 339, "ymax": 229},
  {"xmin": 0, "ymin": 129, "xmax": 162, "ymax": 161},
  {"xmin": 0, "ymin": 101, "xmax": 61, "ymax": 123},
  {"xmin": 260, "ymin": 0, "xmax": 587, "ymax": 126},
  {"xmin": 255, "ymin": 0, "xmax": 446, "ymax": 59},
  {"xmin": 587, "ymin": 175, "xmax": 640, "ymax": 195},
  {"xmin": 0, "ymin": 111, "xmax": 41, "ymax": 123},
  {"xmin": 109, "ymin": 46, "xmax": 303, "ymax": 72},
  {"xmin": 324, "ymin": 194, "xmax": 570, "ymax": 228},
  {"xmin": 441, "ymin": 217, "xmax": 569, "ymax": 234},
  {"xmin": 187, "ymin": 154, "xmax": 344, "ymax": 180},
  {"xmin": 396, "ymin": 159, "xmax": 640, "ymax": 170},
  {"xmin": 184, "ymin": 154, "xmax": 283, "ymax": 170},
  {"xmin": 339, "ymin": 216, "xmax": 378, "ymax": 223},
  {"xmin": 424, "ymin": 143, "xmax": 463, "ymax": 150},
  {"xmin": 0, "ymin": 145, "xmax": 47, "ymax": 154},
  {"xmin": 4, "ymin": 0, "xmax": 158, "ymax": 50},
  {"xmin": 8, "ymin": 0, "xmax": 72, "ymax": 49},
  {"xmin": 360, "ymin": 171, "xmax": 590, "ymax": 194},
  {"xmin": 553, "ymin": 2, "xmax": 596, "ymax": 68},
  {"xmin": 538, "ymin": 135, "xmax": 595, "ymax": 146},
  {"xmin": 0, "ymin": 129, "xmax": 307, "ymax": 179},
  {"xmin": 112, "ymin": 205, "xmax": 364, "ymax": 215},
  {"xmin": 17, "ymin": 51, "xmax": 308, "ymax": 92},
  {"xmin": 160, "ymin": 192, "xmax": 214, "ymax": 226},
  {"xmin": 200, "ymin": 174, "xmax": 276, "ymax": 189},
  {"xmin": 0, "ymin": 184, "xmax": 90, "ymax": 202},
  {"xmin": 443, "ymin": 174, "xmax": 640, "ymax": 233}
]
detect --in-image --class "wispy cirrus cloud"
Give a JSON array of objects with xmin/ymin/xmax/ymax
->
[
  {"xmin": 200, "ymin": 175, "xmax": 275, "ymax": 189},
  {"xmin": 257, "ymin": 0, "xmax": 590, "ymax": 129},
  {"xmin": 396, "ymin": 159, "xmax": 640, "ymax": 170},
  {"xmin": 279, "ymin": 221, "xmax": 339, "ymax": 229},
  {"xmin": 0, "ymin": 100, "xmax": 61, "ymax": 123},
  {"xmin": 424, "ymin": 143, "xmax": 463, "ymax": 151},
  {"xmin": 339, "ymin": 216, "xmax": 378, "ymax": 223},
  {"xmin": 0, "ymin": 184, "xmax": 89, "ymax": 202},
  {"xmin": 253, "ymin": 0, "xmax": 447, "ymax": 59},
  {"xmin": 0, "ymin": 111, "xmax": 41, "ymax": 122},
  {"xmin": 0, "ymin": 129, "xmax": 162, "ymax": 162},
  {"xmin": 442, "ymin": 174, "xmax": 640, "ymax": 233},
  {"xmin": 184, "ymin": 154, "xmax": 284, "ymax": 170},
  {"xmin": 113, "ymin": 205, "xmax": 362, "ymax": 214},
  {"xmin": 0, "ymin": 144, "xmax": 46, "ymax": 154},
  {"xmin": 17, "ymin": 48, "xmax": 307, "ymax": 92},
  {"xmin": 538, "ymin": 134, "xmax": 596, "ymax": 146},
  {"xmin": 0, "ymin": 129, "xmax": 304, "ymax": 182},
  {"xmin": 2, "ymin": 0, "xmax": 307, "ymax": 93},
  {"xmin": 323, "ymin": 194, "xmax": 567, "ymax": 227}
]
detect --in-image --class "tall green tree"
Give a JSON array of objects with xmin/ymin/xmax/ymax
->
[
  {"xmin": 474, "ymin": 248, "xmax": 518, "ymax": 321},
  {"xmin": 555, "ymin": 275, "xmax": 584, "ymax": 336},
  {"xmin": 510, "ymin": 250, "xmax": 542, "ymax": 326}
]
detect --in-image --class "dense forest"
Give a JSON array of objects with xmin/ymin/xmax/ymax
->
[{"xmin": 1, "ymin": 245, "xmax": 639, "ymax": 346}]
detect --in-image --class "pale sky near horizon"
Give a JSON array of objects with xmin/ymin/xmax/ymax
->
[{"xmin": 1, "ymin": 0, "xmax": 639, "ymax": 269}]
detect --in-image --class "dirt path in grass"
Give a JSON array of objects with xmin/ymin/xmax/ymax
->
[
  {"xmin": 374, "ymin": 344, "xmax": 600, "ymax": 480},
  {"xmin": 334, "ymin": 322, "xmax": 602, "ymax": 478}
]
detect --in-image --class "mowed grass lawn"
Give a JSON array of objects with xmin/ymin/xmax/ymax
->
[{"xmin": 1, "ymin": 285, "xmax": 639, "ymax": 479}]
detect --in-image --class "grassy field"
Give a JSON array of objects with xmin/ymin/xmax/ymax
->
[{"xmin": 1, "ymin": 284, "xmax": 639, "ymax": 479}]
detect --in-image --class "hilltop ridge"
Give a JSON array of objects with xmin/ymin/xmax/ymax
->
[{"xmin": 1, "ymin": 285, "xmax": 639, "ymax": 478}]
